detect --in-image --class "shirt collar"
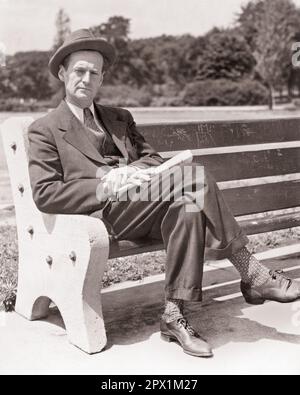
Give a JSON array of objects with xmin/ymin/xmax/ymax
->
[{"xmin": 65, "ymin": 99, "xmax": 96, "ymax": 124}]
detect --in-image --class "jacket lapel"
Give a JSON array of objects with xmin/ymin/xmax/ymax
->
[
  {"xmin": 96, "ymin": 104, "xmax": 129, "ymax": 160},
  {"xmin": 58, "ymin": 101, "xmax": 107, "ymax": 164}
]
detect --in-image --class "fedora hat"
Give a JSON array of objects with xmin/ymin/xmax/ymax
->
[{"xmin": 49, "ymin": 28, "xmax": 116, "ymax": 79}]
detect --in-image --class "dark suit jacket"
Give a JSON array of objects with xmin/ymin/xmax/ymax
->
[{"xmin": 28, "ymin": 100, "xmax": 164, "ymax": 215}]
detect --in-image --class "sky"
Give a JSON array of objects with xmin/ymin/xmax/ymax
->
[{"xmin": 1, "ymin": 0, "xmax": 300, "ymax": 55}]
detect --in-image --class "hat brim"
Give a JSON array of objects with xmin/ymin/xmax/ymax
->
[{"xmin": 49, "ymin": 38, "xmax": 116, "ymax": 79}]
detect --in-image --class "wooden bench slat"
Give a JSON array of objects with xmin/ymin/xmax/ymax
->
[
  {"xmin": 140, "ymin": 118, "xmax": 300, "ymax": 151},
  {"xmin": 194, "ymin": 147, "xmax": 300, "ymax": 181},
  {"xmin": 223, "ymin": 181, "xmax": 300, "ymax": 216},
  {"xmin": 238, "ymin": 211, "xmax": 300, "ymax": 235},
  {"xmin": 109, "ymin": 239, "xmax": 164, "ymax": 259}
]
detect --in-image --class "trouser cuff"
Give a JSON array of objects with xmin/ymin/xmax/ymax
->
[{"xmin": 204, "ymin": 233, "xmax": 249, "ymax": 261}]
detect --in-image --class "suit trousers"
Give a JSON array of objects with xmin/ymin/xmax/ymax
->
[{"xmin": 102, "ymin": 163, "xmax": 249, "ymax": 301}]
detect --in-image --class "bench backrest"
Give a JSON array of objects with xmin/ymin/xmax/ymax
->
[
  {"xmin": 1, "ymin": 116, "xmax": 300, "ymax": 222},
  {"xmin": 139, "ymin": 118, "xmax": 300, "ymax": 217}
]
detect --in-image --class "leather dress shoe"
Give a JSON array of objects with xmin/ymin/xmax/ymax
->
[
  {"xmin": 241, "ymin": 269, "xmax": 300, "ymax": 305},
  {"xmin": 160, "ymin": 317, "xmax": 213, "ymax": 358}
]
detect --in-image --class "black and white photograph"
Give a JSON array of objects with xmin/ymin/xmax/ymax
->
[{"xmin": 0, "ymin": 0, "xmax": 300, "ymax": 377}]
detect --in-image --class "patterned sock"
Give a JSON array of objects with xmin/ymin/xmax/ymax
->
[
  {"xmin": 229, "ymin": 246, "xmax": 270, "ymax": 286},
  {"xmin": 162, "ymin": 298, "xmax": 184, "ymax": 323}
]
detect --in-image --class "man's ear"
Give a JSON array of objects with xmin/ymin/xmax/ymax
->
[{"xmin": 57, "ymin": 65, "xmax": 65, "ymax": 82}]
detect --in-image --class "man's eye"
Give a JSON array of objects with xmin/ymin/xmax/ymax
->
[{"xmin": 74, "ymin": 69, "xmax": 85, "ymax": 74}]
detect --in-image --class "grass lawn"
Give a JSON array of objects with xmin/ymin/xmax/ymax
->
[{"xmin": 0, "ymin": 225, "xmax": 18, "ymax": 309}]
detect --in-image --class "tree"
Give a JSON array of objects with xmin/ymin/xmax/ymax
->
[
  {"xmin": 91, "ymin": 16, "xmax": 130, "ymax": 45},
  {"xmin": 236, "ymin": 0, "xmax": 265, "ymax": 51},
  {"xmin": 196, "ymin": 28, "xmax": 255, "ymax": 82},
  {"xmin": 52, "ymin": 8, "xmax": 71, "ymax": 52},
  {"xmin": 237, "ymin": 0, "xmax": 300, "ymax": 109},
  {"xmin": 0, "ymin": 56, "xmax": 16, "ymax": 98},
  {"xmin": 49, "ymin": 9, "xmax": 71, "ymax": 105},
  {"xmin": 10, "ymin": 52, "xmax": 53, "ymax": 100},
  {"xmin": 90, "ymin": 16, "xmax": 132, "ymax": 85},
  {"xmin": 153, "ymin": 35, "xmax": 197, "ymax": 85},
  {"xmin": 130, "ymin": 34, "xmax": 197, "ymax": 88}
]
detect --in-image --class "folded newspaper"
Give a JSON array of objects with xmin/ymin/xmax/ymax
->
[{"xmin": 117, "ymin": 149, "xmax": 193, "ymax": 195}]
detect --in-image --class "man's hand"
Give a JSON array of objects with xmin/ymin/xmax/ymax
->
[{"xmin": 102, "ymin": 166, "xmax": 152, "ymax": 197}]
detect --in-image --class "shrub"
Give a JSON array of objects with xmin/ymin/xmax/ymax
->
[
  {"xmin": 182, "ymin": 79, "xmax": 269, "ymax": 106},
  {"xmin": 150, "ymin": 96, "xmax": 184, "ymax": 107},
  {"xmin": 97, "ymin": 84, "xmax": 152, "ymax": 107},
  {"xmin": 292, "ymin": 98, "xmax": 300, "ymax": 108},
  {"xmin": 0, "ymin": 97, "xmax": 52, "ymax": 112}
]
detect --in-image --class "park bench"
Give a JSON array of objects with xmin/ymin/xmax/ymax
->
[{"xmin": 1, "ymin": 115, "xmax": 300, "ymax": 354}]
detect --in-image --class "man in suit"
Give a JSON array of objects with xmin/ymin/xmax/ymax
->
[{"xmin": 28, "ymin": 29, "xmax": 300, "ymax": 358}]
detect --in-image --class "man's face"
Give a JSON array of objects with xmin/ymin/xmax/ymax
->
[{"xmin": 58, "ymin": 50, "xmax": 104, "ymax": 108}]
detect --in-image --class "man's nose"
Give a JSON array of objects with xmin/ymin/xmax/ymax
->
[{"xmin": 82, "ymin": 71, "xmax": 91, "ymax": 84}]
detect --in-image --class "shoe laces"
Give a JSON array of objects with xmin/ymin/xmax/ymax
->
[
  {"xmin": 177, "ymin": 318, "xmax": 199, "ymax": 337},
  {"xmin": 269, "ymin": 269, "xmax": 292, "ymax": 290}
]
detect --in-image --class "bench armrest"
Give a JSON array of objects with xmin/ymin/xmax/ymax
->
[{"xmin": 16, "ymin": 212, "xmax": 110, "ymax": 353}]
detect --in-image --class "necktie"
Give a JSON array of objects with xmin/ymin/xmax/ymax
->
[{"xmin": 83, "ymin": 107, "xmax": 106, "ymax": 150}]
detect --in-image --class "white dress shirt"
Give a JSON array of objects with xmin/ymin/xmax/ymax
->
[{"xmin": 65, "ymin": 100, "xmax": 105, "ymax": 132}]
